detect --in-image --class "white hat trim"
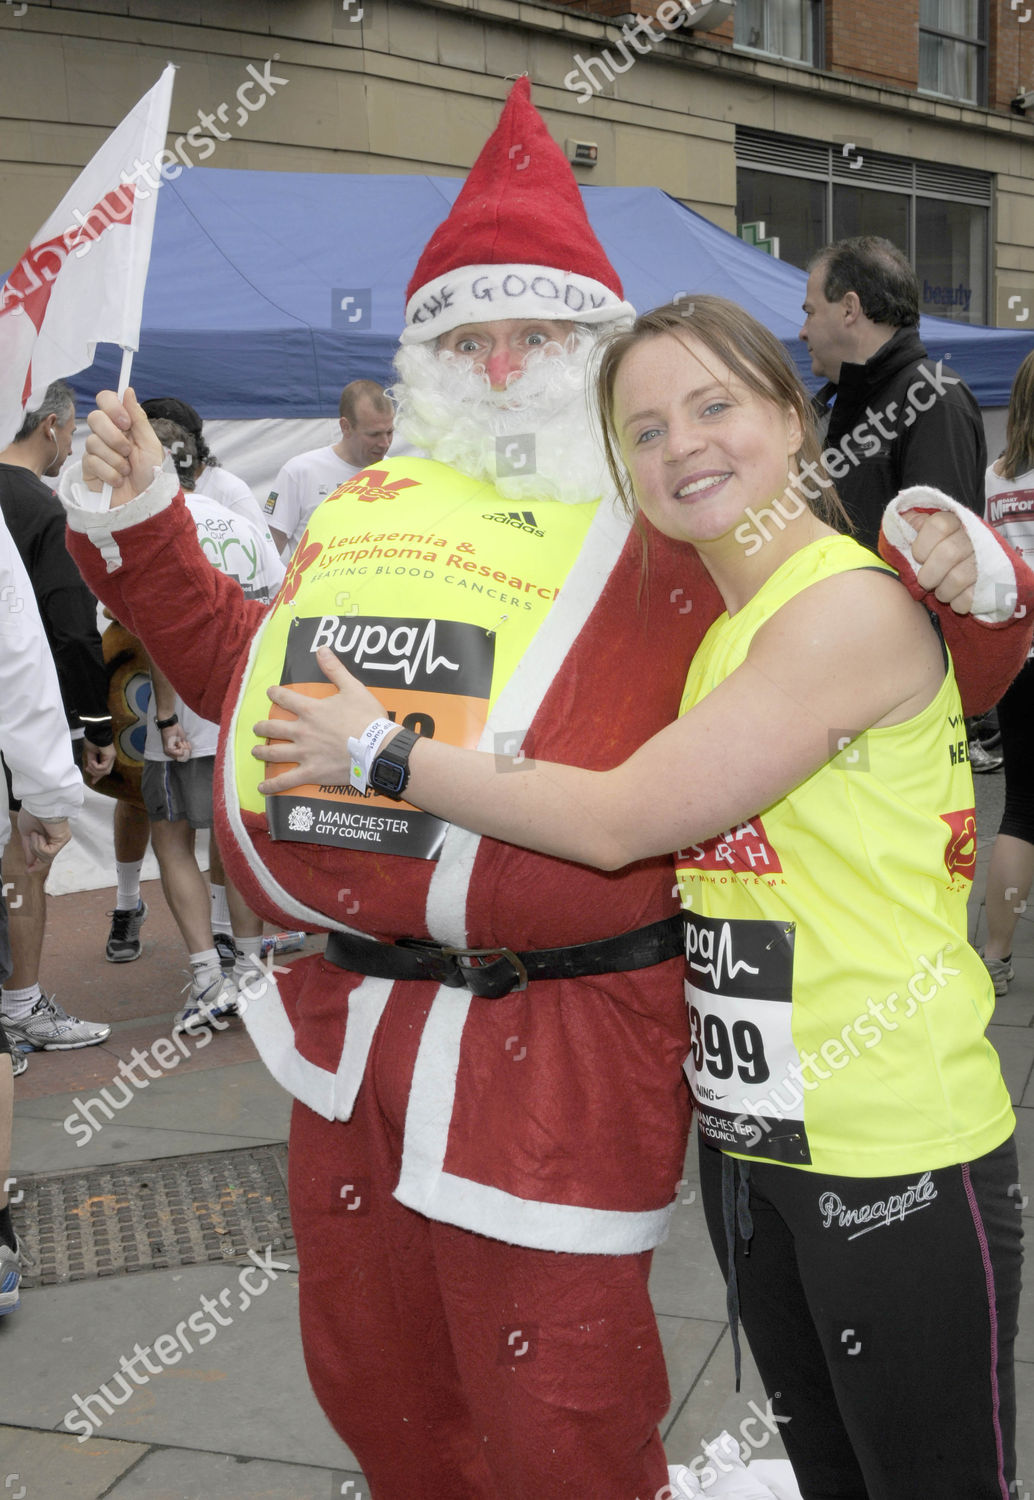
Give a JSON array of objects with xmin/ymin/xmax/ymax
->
[{"xmin": 401, "ymin": 263, "xmax": 635, "ymax": 343}]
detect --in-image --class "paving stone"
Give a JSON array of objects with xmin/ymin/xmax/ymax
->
[
  {"xmin": 0, "ymin": 1262, "xmax": 354, "ymax": 1471},
  {"xmin": 0, "ymin": 1425, "xmax": 146, "ymax": 1500},
  {"xmin": 102, "ymin": 1447, "xmax": 359, "ymax": 1500}
]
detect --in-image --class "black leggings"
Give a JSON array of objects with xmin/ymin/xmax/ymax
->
[
  {"xmin": 998, "ymin": 657, "xmax": 1034, "ymax": 843},
  {"xmin": 699, "ymin": 1134, "xmax": 1023, "ymax": 1499}
]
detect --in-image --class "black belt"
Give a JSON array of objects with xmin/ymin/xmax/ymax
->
[{"xmin": 324, "ymin": 914, "xmax": 684, "ymax": 1000}]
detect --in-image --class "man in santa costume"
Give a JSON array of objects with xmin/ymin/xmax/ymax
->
[{"xmin": 61, "ymin": 80, "xmax": 1031, "ymax": 1500}]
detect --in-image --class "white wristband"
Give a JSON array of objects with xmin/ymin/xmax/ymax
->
[{"xmin": 347, "ymin": 717, "xmax": 399, "ymax": 794}]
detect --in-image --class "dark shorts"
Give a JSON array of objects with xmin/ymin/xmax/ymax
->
[{"xmin": 142, "ymin": 756, "xmax": 215, "ymax": 829}]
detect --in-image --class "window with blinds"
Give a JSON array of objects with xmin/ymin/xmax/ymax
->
[{"xmin": 735, "ymin": 129, "xmax": 991, "ymax": 324}]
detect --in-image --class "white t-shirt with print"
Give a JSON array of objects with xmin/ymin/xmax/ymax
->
[
  {"xmin": 192, "ymin": 463, "xmax": 270, "ymax": 536},
  {"xmin": 263, "ymin": 445, "xmax": 363, "ymax": 558},
  {"xmin": 144, "ymin": 496, "xmax": 285, "ymax": 762}
]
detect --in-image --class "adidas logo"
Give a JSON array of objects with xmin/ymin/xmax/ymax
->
[{"xmin": 483, "ymin": 511, "xmax": 544, "ymax": 537}]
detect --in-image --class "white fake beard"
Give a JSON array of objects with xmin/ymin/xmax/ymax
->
[{"xmin": 390, "ymin": 332, "xmax": 615, "ymax": 505}]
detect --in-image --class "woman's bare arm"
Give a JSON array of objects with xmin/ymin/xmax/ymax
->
[{"xmin": 254, "ymin": 567, "xmax": 945, "ymax": 871}]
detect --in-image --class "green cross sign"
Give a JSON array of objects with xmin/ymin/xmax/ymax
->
[{"xmin": 739, "ymin": 220, "xmax": 781, "ymax": 257}]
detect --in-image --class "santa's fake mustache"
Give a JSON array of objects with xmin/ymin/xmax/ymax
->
[{"xmin": 390, "ymin": 329, "xmax": 615, "ymax": 506}]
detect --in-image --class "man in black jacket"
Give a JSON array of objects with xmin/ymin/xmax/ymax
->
[
  {"xmin": 800, "ymin": 235, "xmax": 986, "ymax": 553},
  {"xmin": 800, "ymin": 236, "xmax": 999, "ymax": 771},
  {"xmin": 0, "ymin": 382, "xmax": 114, "ymax": 1053}
]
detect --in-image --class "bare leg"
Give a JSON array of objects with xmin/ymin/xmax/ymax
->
[
  {"xmin": 114, "ymin": 799, "xmax": 150, "ymax": 863},
  {"xmin": 149, "ymin": 819, "xmax": 213, "ymax": 955},
  {"xmin": 222, "ymin": 846, "xmax": 263, "ymax": 942},
  {"xmin": 984, "ymin": 833, "xmax": 1034, "ymax": 961},
  {"xmin": 1, "ymin": 837, "xmax": 46, "ymax": 991}
]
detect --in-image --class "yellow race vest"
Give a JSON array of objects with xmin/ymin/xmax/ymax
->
[
  {"xmin": 235, "ymin": 458, "xmax": 596, "ymax": 858},
  {"xmin": 675, "ymin": 534, "xmax": 1013, "ymax": 1177}
]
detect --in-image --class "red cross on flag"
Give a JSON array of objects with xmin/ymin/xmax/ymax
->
[{"xmin": 0, "ymin": 63, "xmax": 175, "ymax": 444}]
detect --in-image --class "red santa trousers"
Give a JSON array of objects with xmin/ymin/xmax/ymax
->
[{"xmin": 288, "ymin": 989, "xmax": 673, "ymax": 1500}]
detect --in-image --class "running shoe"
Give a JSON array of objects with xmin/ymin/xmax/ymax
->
[
  {"xmin": 214, "ymin": 932, "xmax": 239, "ymax": 973},
  {"xmin": 969, "ymin": 739, "xmax": 1003, "ymax": 774},
  {"xmin": 0, "ymin": 1238, "xmax": 20, "ymax": 1316},
  {"xmin": 105, "ymin": 900, "xmax": 148, "ymax": 963},
  {"xmin": 173, "ymin": 974, "xmax": 239, "ymax": 1033},
  {"xmin": 11, "ymin": 1048, "xmax": 27, "ymax": 1078},
  {"xmin": 2, "ymin": 994, "xmax": 111, "ymax": 1051},
  {"xmin": 981, "ymin": 951, "xmax": 1014, "ymax": 997}
]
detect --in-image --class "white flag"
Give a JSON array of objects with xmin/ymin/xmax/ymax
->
[{"xmin": 0, "ymin": 63, "xmax": 175, "ymax": 444}]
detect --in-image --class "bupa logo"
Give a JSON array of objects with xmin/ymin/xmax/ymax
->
[
  {"xmin": 940, "ymin": 809, "xmax": 977, "ymax": 882},
  {"xmin": 337, "ymin": 470, "xmax": 421, "ymax": 505}
]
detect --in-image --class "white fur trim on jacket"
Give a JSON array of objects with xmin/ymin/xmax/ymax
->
[
  {"xmin": 59, "ymin": 459, "xmax": 179, "ymax": 572},
  {"xmin": 424, "ymin": 493, "xmax": 632, "ymax": 946},
  {"xmin": 883, "ymin": 486, "xmax": 1016, "ymax": 622},
  {"xmin": 239, "ymin": 963, "xmax": 393, "ymax": 1123},
  {"xmin": 222, "ymin": 610, "xmax": 394, "ymax": 1119},
  {"xmin": 394, "ymin": 985, "xmax": 674, "ymax": 1253}
]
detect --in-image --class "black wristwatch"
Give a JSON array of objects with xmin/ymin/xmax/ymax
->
[
  {"xmin": 369, "ymin": 728, "xmax": 419, "ymax": 800},
  {"xmin": 155, "ymin": 713, "xmax": 179, "ymax": 730}
]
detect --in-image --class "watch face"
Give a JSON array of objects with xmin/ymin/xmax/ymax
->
[{"xmin": 371, "ymin": 760, "xmax": 406, "ymax": 795}]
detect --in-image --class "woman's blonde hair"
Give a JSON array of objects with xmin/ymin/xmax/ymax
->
[
  {"xmin": 594, "ymin": 295, "xmax": 847, "ymax": 533},
  {"xmin": 1000, "ymin": 349, "xmax": 1034, "ymax": 481}
]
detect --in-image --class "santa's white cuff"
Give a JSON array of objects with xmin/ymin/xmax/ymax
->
[
  {"xmin": 58, "ymin": 460, "xmax": 180, "ymax": 572},
  {"xmin": 883, "ymin": 485, "xmax": 1013, "ymax": 623}
]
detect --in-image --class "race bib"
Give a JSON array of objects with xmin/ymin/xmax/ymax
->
[
  {"xmin": 683, "ymin": 910, "xmax": 810, "ymax": 1164},
  {"xmin": 266, "ymin": 613, "xmax": 494, "ymax": 858}
]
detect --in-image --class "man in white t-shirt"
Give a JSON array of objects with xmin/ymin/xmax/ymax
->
[
  {"xmin": 141, "ymin": 489, "xmax": 284, "ymax": 1032},
  {"xmin": 264, "ymin": 380, "xmax": 394, "ymax": 557}
]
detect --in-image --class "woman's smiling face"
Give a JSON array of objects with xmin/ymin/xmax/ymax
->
[{"xmin": 613, "ymin": 330, "xmax": 803, "ymax": 549}]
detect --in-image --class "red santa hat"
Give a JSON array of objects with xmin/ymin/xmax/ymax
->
[{"xmin": 401, "ymin": 77, "xmax": 634, "ymax": 344}]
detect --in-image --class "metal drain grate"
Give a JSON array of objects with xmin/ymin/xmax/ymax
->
[{"xmin": 16, "ymin": 1143, "xmax": 293, "ymax": 1287}]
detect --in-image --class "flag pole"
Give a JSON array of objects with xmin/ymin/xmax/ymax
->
[
  {"xmin": 115, "ymin": 345, "xmax": 135, "ymax": 399},
  {"xmin": 99, "ymin": 345, "xmax": 137, "ymax": 509}
]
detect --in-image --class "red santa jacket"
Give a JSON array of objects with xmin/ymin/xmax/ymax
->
[{"xmin": 63, "ymin": 464, "xmax": 1034, "ymax": 1253}]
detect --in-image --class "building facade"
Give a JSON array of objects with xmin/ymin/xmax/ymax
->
[{"xmin": 2, "ymin": 0, "xmax": 1034, "ymax": 338}]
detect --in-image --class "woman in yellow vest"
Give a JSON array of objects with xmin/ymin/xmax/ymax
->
[{"xmin": 256, "ymin": 296, "xmax": 1022, "ymax": 1500}]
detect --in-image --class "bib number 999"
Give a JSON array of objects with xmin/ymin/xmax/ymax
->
[{"xmin": 689, "ymin": 1006, "xmax": 770, "ymax": 1084}]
